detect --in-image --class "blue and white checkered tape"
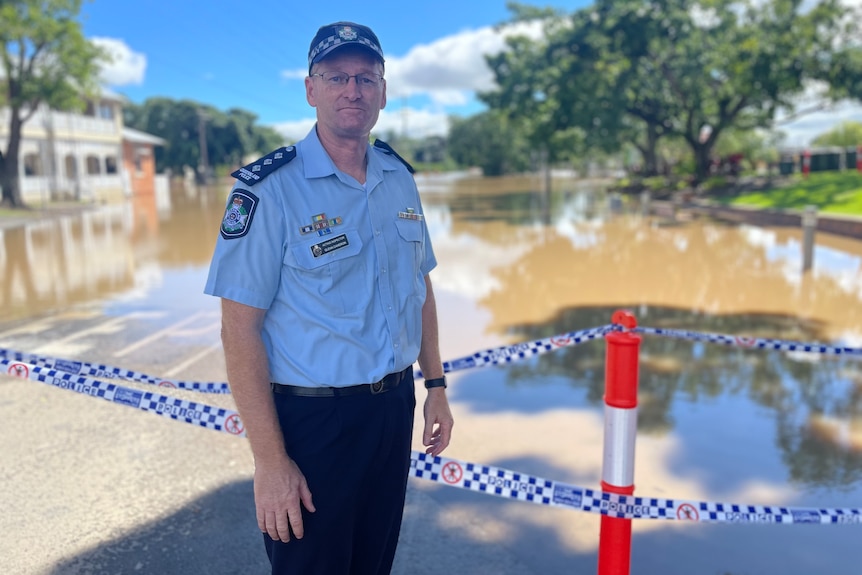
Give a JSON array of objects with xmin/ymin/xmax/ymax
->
[
  {"xmin": 5, "ymin": 322, "xmax": 862, "ymax": 525},
  {"xmin": 3, "ymin": 322, "xmax": 858, "ymax": 393},
  {"xmin": 1, "ymin": 358, "xmax": 244, "ymax": 436},
  {"xmin": 634, "ymin": 327, "xmax": 862, "ymax": 357},
  {"xmin": 0, "ymin": 348, "xmax": 231, "ymax": 393},
  {"xmin": 409, "ymin": 452, "xmax": 862, "ymax": 525}
]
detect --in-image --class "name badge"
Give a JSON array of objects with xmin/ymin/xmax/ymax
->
[{"xmin": 311, "ymin": 234, "xmax": 349, "ymax": 258}]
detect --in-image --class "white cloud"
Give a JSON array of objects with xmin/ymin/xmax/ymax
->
[
  {"xmin": 384, "ymin": 21, "xmax": 545, "ymax": 102},
  {"xmin": 271, "ymin": 117, "xmax": 317, "ymax": 143},
  {"xmin": 91, "ymin": 37, "xmax": 147, "ymax": 86},
  {"xmin": 375, "ymin": 107, "xmax": 451, "ymax": 139},
  {"xmin": 281, "ymin": 69, "xmax": 306, "ymax": 81}
]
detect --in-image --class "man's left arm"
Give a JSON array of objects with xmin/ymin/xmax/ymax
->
[{"xmin": 417, "ymin": 274, "xmax": 454, "ymax": 456}]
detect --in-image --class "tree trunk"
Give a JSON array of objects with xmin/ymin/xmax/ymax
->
[
  {"xmin": 1, "ymin": 111, "xmax": 26, "ymax": 208},
  {"xmin": 638, "ymin": 124, "xmax": 661, "ymax": 176},
  {"xmin": 692, "ymin": 142, "xmax": 713, "ymax": 185}
]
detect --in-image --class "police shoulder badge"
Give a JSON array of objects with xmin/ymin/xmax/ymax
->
[
  {"xmin": 220, "ymin": 189, "xmax": 259, "ymax": 240},
  {"xmin": 230, "ymin": 146, "xmax": 296, "ymax": 186},
  {"xmin": 373, "ymin": 139, "xmax": 415, "ymax": 174}
]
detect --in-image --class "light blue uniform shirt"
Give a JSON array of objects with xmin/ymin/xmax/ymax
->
[{"xmin": 204, "ymin": 127, "xmax": 436, "ymax": 387}]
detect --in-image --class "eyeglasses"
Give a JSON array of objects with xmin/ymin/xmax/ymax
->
[{"xmin": 310, "ymin": 71, "xmax": 384, "ymax": 89}]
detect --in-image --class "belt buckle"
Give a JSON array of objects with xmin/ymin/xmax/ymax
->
[{"xmin": 370, "ymin": 380, "xmax": 385, "ymax": 394}]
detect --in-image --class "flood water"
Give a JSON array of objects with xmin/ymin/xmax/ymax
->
[{"xmin": 2, "ymin": 174, "xmax": 862, "ymax": 574}]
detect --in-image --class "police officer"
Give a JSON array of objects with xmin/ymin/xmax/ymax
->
[{"xmin": 204, "ymin": 21, "xmax": 454, "ymax": 575}]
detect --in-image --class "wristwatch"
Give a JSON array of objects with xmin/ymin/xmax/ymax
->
[{"xmin": 424, "ymin": 376, "xmax": 447, "ymax": 389}]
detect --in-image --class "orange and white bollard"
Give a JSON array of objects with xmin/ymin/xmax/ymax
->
[{"xmin": 597, "ymin": 310, "xmax": 641, "ymax": 575}]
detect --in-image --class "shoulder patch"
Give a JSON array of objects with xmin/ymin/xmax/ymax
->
[
  {"xmin": 231, "ymin": 146, "xmax": 296, "ymax": 186},
  {"xmin": 220, "ymin": 188, "xmax": 259, "ymax": 240},
  {"xmin": 373, "ymin": 139, "xmax": 415, "ymax": 174}
]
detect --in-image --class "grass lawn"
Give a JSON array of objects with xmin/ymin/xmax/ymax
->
[{"xmin": 725, "ymin": 171, "xmax": 862, "ymax": 216}]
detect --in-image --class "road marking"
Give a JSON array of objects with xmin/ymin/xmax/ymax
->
[
  {"xmin": 0, "ymin": 317, "xmax": 58, "ymax": 341},
  {"xmin": 114, "ymin": 311, "xmax": 207, "ymax": 358},
  {"xmin": 163, "ymin": 340, "xmax": 223, "ymax": 377}
]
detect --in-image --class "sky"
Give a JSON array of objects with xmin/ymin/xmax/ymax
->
[{"xmin": 80, "ymin": 0, "xmax": 862, "ymax": 147}]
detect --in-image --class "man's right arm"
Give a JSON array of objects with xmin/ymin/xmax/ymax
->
[{"xmin": 221, "ymin": 298, "xmax": 315, "ymax": 542}]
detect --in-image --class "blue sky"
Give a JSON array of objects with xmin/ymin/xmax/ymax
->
[{"xmin": 80, "ymin": 0, "xmax": 861, "ymax": 146}]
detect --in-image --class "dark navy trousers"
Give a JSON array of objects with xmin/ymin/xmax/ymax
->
[{"xmin": 264, "ymin": 370, "xmax": 416, "ymax": 574}]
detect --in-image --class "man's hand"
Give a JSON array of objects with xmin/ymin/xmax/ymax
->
[
  {"xmin": 254, "ymin": 455, "xmax": 316, "ymax": 542},
  {"xmin": 422, "ymin": 388, "xmax": 454, "ymax": 456}
]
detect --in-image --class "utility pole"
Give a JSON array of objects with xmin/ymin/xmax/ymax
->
[
  {"xmin": 197, "ymin": 109, "xmax": 211, "ymax": 185},
  {"xmin": 401, "ymin": 96, "xmax": 408, "ymax": 139}
]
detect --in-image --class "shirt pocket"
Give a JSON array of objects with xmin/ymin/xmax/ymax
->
[
  {"xmin": 285, "ymin": 229, "xmax": 368, "ymax": 314},
  {"xmin": 394, "ymin": 218, "xmax": 424, "ymax": 273}
]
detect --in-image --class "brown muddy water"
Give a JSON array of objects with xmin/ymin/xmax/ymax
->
[{"xmin": 1, "ymin": 174, "xmax": 861, "ymax": 575}]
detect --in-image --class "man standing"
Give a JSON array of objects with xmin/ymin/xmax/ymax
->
[{"xmin": 204, "ymin": 21, "xmax": 454, "ymax": 575}]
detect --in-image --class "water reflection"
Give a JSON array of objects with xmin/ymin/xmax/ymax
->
[
  {"xmin": 425, "ymin": 177, "xmax": 862, "ymax": 344},
  {"xmin": 495, "ymin": 305, "xmax": 861, "ymax": 490},
  {"xmin": 0, "ymin": 182, "xmax": 229, "ymax": 322},
  {"xmin": 1, "ymin": 207, "xmax": 135, "ymax": 321}
]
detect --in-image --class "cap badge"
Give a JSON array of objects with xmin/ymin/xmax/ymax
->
[{"xmin": 337, "ymin": 26, "xmax": 358, "ymax": 40}]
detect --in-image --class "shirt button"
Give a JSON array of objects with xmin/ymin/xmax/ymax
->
[
  {"xmin": 382, "ymin": 268, "xmax": 387, "ymax": 273},
  {"xmin": 388, "ymin": 306, "xmax": 393, "ymax": 311},
  {"xmin": 394, "ymin": 343, "xmax": 399, "ymax": 348},
  {"xmin": 376, "ymin": 230, "xmax": 381, "ymax": 236}
]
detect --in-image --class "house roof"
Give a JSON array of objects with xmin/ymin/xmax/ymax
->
[{"xmin": 122, "ymin": 127, "xmax": 166, "ymax": 146}]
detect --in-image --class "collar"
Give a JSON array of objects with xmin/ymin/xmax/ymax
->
[{"xmin": 299, "ymin": 125, "xmax": 397, "ymax": 190}]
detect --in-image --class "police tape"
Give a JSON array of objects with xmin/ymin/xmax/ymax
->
[
  {"xmin": 410, "ymin": 452, "xmax": 862, "ymax": 525},
  {"xmin": 0, "ymin": 347, "xmax": 231, "ymax": 393},
  {"xmin": 0, "ymin": 324, "xmax": 616, "ymax": 392},
  {"xmin": 5, "ymin": 355, "xmax": 861, "ymax": 525},
  {"xmin": 1, "ymin": 358, "xmax": 245, "ymax": 436},
  {"xmin": 633, "ymin": 326, "xmax": 862, "ymax": 357},
  {"xmin": 416, "ymin": 324, "xmax": 617, "ymax": 379},
  {"xmin": 6, "ymin": 325, "xmax": 862, "ymax": 524},
  {"xmin": 3, "ymin": 323, "xmax": 857, "ymax": 397}
]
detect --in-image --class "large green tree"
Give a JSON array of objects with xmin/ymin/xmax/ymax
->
[
  {"xmin": 447, "ymin": 111, "xmax": 533, "ymax": 176},
  {"xmin": 485, "ymin": 0, "xmax": 859, "ymax": 182},
  {"xmin": 0, "ymin": 0, "xmax": 105, "ymax": 207}
]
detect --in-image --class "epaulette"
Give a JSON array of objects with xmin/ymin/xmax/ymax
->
[
  {"xmin": 373, "ymin": 139, "xmax": 415, "ymax": 174},
  {"xmin": 231, "ymin": 146, "xmax": 296, "ymax": 186}
]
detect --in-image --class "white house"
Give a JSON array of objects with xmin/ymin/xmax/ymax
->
[{"xmin": 0, "ymin": 90, "xmax": 165, "ymax": 205}]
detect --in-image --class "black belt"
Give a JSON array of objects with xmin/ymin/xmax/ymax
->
[{"xmin": 271, "ymin": 368, "xmax": 409, "ymax": 397}]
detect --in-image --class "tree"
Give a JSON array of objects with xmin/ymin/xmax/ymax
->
[
  {"xmin": 811, "ymin": 121, "xmax": 862, "ymax": 147},
  {"xmin": 447, "ymin": 111, "xmax": 532, "ymax": 176},
  {"xmin": 484, "ymin": 0, "xmax": 859, "ymax": 183},
  {"xmin": 714, "ymin": 128, "xmax": 783, "ymax": 170},
  {"xmin": 0, "ymin": 0, "xmax": 105, "ymax": 207},
  {"xmin": 124, "ymin": 98, "xmax": 285, "ymax": 177}
]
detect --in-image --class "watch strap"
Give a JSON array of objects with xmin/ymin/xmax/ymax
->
[{"xmin": 424, "ymin": 376, "xmax": 447, "ymax": 389}]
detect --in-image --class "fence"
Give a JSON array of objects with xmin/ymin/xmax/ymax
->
[{"xmin": 779, "ymin": 146, "xmax": 862, "ymax": 175}]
